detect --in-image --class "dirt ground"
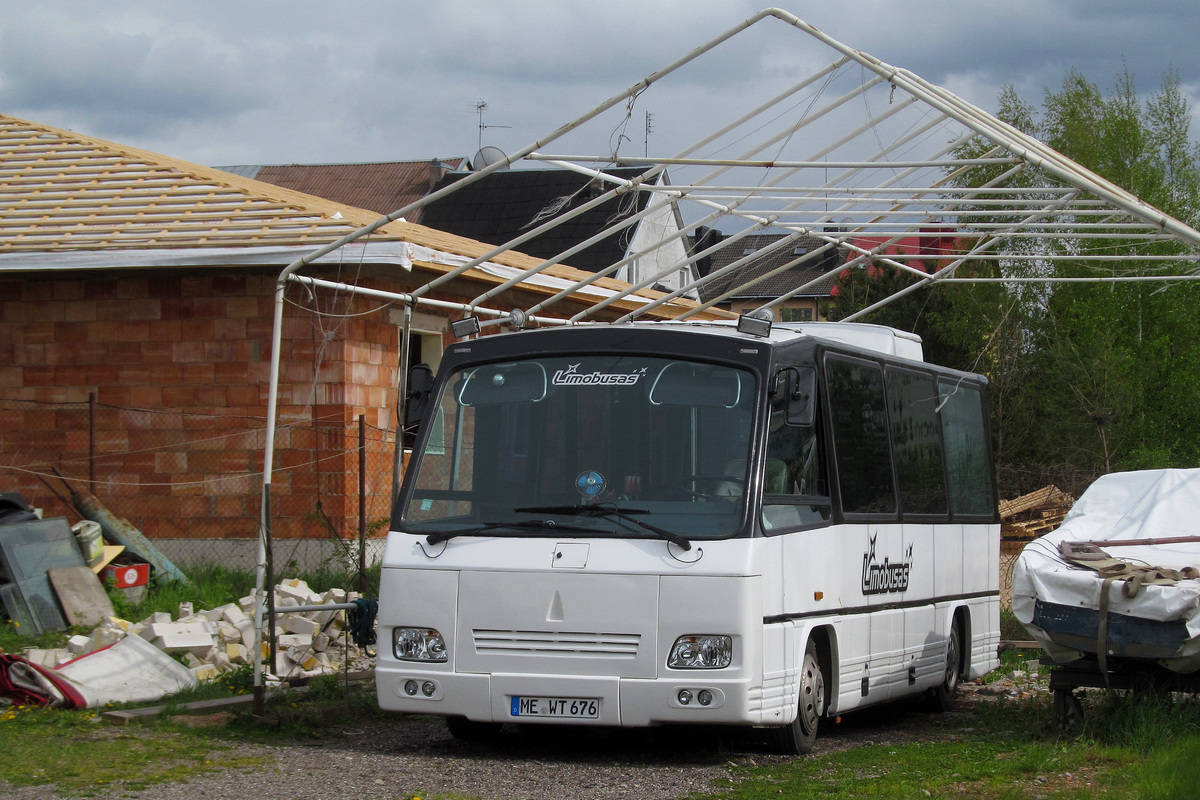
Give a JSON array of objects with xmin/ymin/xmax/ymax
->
[{"xmin": 2, "ymin": 673, "xmax": 1048, "ymax": 800}]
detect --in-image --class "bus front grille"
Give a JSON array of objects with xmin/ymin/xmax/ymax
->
[{"xmin": 472, "ymin": 629, "xmax": 641, "ymax": 658}]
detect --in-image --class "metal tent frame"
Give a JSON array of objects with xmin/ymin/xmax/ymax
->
[{"xmin": 253, "ymin": 8, "xmax": 1200, "ymax": 700}]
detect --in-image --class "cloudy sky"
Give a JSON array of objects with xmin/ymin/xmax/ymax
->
[{"xmin": 1, "ymin": 1, "xmax": 1196, "ymax": 169}]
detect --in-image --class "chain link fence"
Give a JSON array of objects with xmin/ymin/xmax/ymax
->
[
  {"xmin": 4, "ymin": 394, "xmax": 1031, "ymax": 614},
  {"xmin": 0, "ymin": 396, "xmax": 399, "ymax": 585}
]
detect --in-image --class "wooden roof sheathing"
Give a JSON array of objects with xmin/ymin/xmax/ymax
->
[
  {"xmin": 0, "ymin": 115, "xmax": 398, "ymax": 251},
  {"xmin": 0, "ymin": 114, "xmax": 725, "ymax": 321}
]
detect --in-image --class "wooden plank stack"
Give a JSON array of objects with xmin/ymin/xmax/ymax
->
[{"xmin": 1000, "ymin": 485, "xmax": 1075, "ymax": 553}]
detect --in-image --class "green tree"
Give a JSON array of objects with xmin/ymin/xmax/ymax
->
[{"xmin": 826, "ymin": 68, "xmax": 1200, "ymax": 497}]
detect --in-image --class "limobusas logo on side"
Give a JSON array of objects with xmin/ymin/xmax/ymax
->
[{"xmin": 862, "ymin": 532, "xmax": 912, "ymax": 595}]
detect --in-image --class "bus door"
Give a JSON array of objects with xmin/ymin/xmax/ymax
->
[
  {"xmin": 825, "ymin": 354, "xmax": 905, "ymax": 701},
  {"xmin": 885, "ymin": 367, "xmax": 952, "ymax": 690}
]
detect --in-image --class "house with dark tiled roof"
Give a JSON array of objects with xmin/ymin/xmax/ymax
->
[
  {"xmin": 697, "ymin": 232, "xmax": 843, "ymax": 321},
  {"xmin": 216, "ymin": 158, "xmax": 466, "ymax": 221},
  {"xmin": 421, "ymin": 167, "xmax": 697, "ymax": 297}
]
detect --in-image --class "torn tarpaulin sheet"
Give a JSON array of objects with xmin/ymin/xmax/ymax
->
[{"xmin": 0, "ymin": 653, "xmax": 87, "ymax": 708}]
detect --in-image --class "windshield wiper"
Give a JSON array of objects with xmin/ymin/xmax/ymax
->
[
  {"xmin": 425, "ymin": 518, "xmax": 596, "ymax": 545},
  {"xmin": 515, "ymin": 504, "xmax": 692, "ymax": 551}
]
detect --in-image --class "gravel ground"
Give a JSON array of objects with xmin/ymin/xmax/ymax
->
[{"xmin": 4, "ymin": 672, "xmax": 1048, "ymax": 800}]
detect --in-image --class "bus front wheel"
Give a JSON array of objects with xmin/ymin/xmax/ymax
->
[
  {"xmin": 446, "ymin": 715, "xmax": 503, "ymax": 741},
  {"xmin": 770, "ymin": 639, "xmax": 826, "ymax": 755}
]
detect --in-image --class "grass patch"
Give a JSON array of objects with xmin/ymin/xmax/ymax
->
[
  {"xmin": 705, "ymin": 738, "xmax": 1130, "ymax": 799},
  {"xmin": 0, "ymin": 703, "xmax": 266, "ymax": 794}
]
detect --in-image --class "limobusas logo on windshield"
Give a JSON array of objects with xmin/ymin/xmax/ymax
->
[
  {"xmin": 552, "ymin": 364, "xmax": 646, "ymax": 386},
  {"xmin": 862, "ymin": 533, "xmax": 912, "ymax": 595}
]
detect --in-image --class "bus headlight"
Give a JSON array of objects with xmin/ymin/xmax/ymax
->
[
  {"xmin": 394, "ymin": 627, "xmax": 448, "ymax": 662},
  {"xmin": 668, "ymin": 635, "xmax": 732, "ymax": 669}
]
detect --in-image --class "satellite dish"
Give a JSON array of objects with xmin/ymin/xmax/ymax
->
[{"xmin": 472, "ymin": 146, "xmax": 509, "ymax": 171}]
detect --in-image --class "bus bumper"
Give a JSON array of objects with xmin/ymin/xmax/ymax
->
[{"xmin": 377, "ymin": 665, "xmax": 766, "ymax": 726}]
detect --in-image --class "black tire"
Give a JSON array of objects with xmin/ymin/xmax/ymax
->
[
  {"xmin": 929, "ymin": 620, "xmax": 961, "ymax": 712},
  {"xmin": 445, "ymin": 715, "xmax": 503, "ymax": 741},
  {"xmin": 770, "ymin": 639, "xmax": 826, "ymax": 755}
]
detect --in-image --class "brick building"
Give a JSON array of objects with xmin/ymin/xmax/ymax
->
[{"xmin": 0, "ymin": 114, "xmax": 726, "ymax": 567}]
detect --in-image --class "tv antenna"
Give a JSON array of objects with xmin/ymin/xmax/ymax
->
[
  {"xmin": 644, "ymin": 111, "xmax": 654, "ymax": 158},
  {"xmin": 475, "ymin": 100, "xmax": 511, "ymax": 151}
]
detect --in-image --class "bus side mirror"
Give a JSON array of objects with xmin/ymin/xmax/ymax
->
[
  {"xmin": 404, "ymin": 364, "xmax": 435, "ymax": 428},
  {"xmin": 774, "ymin": 366, "xmax": 817, "ymax": 426}
]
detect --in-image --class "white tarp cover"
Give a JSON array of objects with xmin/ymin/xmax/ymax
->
[
  {"xmin": 55, "ymin": 632, "xmax": 197, "ymax": 708},
  {"xmin": 1013, "ymin": 469, "xmax": 1200, "ymax": 669}
]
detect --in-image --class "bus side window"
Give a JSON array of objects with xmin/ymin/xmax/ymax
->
[
  {"xmin": 826, "ymin": 357, "xmax": 897, "ymax": 517},
  {"xmin": 938, "ymin": 381, "xmax": 995, "ymax": 517},
  {"xmin": 761, "ymin": 410, "xmax": 831, "ymax": 532},
  {"xmin": 886, "ymin": 369, "xmax": 948, "ymax": 517}
]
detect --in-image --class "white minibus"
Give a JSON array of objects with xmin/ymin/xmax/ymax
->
[{"xmin": 377, "ymin": 320, "xmax": 1000, "ymax": 753}]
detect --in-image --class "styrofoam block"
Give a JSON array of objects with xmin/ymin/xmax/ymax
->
[
  {"xmin": 322, "ymin": 588, "xmax": 347, "ymax": 604},
  {"xmin": 282, "ymin": 615, "xmax": 320, "ymax": 637},
  {"xmin": 105, "ymin": 617, "xmax": 133, "ymax": 633},
  {"xmin": 183, "ymin": 652, "xmax": 204, "ymax": 668},
  {"xmin": 275, "ymin": 578, "xmax": 320, "ymax": 605},
  {"xmin": 225, "ymin": 643, "xmax": 249, "ymax": 664},
  {"xmin": 312, "ymin": 632, "xmax": 331, "ymax": 653},
  {"xmin": 277, "ymin": 633, "xmax": 313, "ymax": 650},
  {"xmin": 218, "ymin": 622, "xmax": 240, "ymax": 642},
  {"xmin": 221, "ymin": 605, "xmax": 250, "ymax": 627},
  {"xmin": 67, "ymin": 635, "xmax": 91, "ymax": 654},
  {"xmin": 312, "ymin": 608, "xmax": 337, "ymax": 626},
  {"xmin": 202, "ymin": 607, "xmax": 224, "ymax": 622},
  {"xmin": 87, "ymin": 627, "xmax": 125, "ymax": 653},
  {"xmin": 22, "ymin": 648, "xmax": 55, "ymax": 667},
  {"xmin": 190, "ymin": 663, "xmax": 220, "ymax": 681},
  {"xmin": 291, "ymin": 650, "xmax": 319, "ymax": 671},
  {"xmin": 178, "ymin": 602, "xmax": 193, "ymax": 618},
  {"xmin": 153, "ymin": 632, "xmax": 216, "ymax": 654},
  {"xmin": 139, "ymin": 621, "xmax": 215, "ymax": 641},
  {"xmin": 237, "ymin": 621, "xmax": 255, "ymax": 650}
]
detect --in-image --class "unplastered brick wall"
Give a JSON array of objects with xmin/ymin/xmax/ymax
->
[{"xmin": 0, "ymin": 269, "xmax": 417, "ymax": 544}]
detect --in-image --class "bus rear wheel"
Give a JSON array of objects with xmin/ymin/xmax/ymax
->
[
  {"xmin": 928, "ymin": 620, "xmax": 961, "ymax": 712},
  {"xmin": 770, "ymin": 639, "xmax": 826, "ymax": 755}
]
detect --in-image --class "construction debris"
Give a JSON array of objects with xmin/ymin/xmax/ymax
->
[
  {"xmin": 5, "ymin": 577, "xmax": 374, "ymax": 708},
  {"xmin": 1000, "ymin": 485, "xmax": 1075, "ymax": 553}
]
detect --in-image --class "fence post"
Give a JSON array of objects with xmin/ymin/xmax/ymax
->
[{"xmin": 359, "ymin": 414, "xmax": 367, "ymax": 593}]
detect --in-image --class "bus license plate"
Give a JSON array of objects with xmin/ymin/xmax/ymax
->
[{"xmin": 510, "ymin": 696, "xmax": 599, "ymax": 719}]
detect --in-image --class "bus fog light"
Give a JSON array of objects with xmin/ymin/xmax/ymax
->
[
  {"xmin": 422, "ymin": 681, "xmax": 437, "ymax": 697},
  {"xmin": 678, "ymin": 689, "xmax": 692, "ymax": 705},
  {"xmin": 394, "ymin": 627, "xmax": 448, "ymax": 662},
  {"xmin": 698, "ymin": 690, "xmax": 713, "ymax": 706},
  {"xmin": 404, "ymin": 680, "xmax": 419, "ymax": 696},
  {"xmin": 668, "ymin": 635, "xmax": 732, "ymax": 669}
]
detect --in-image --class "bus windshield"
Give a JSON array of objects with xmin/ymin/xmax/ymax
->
[{"xmin": 402, "ymin": 355, "xmax": 757, "ymax": 541}]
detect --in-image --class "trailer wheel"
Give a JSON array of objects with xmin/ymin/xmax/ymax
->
[
  {"xmin": 1052, "ymin": 689, "xmax": 1083, "ymax": 731},
  {"xmin": 770, "ymin": 638, "xmax": 826, "ymax": 755}
]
